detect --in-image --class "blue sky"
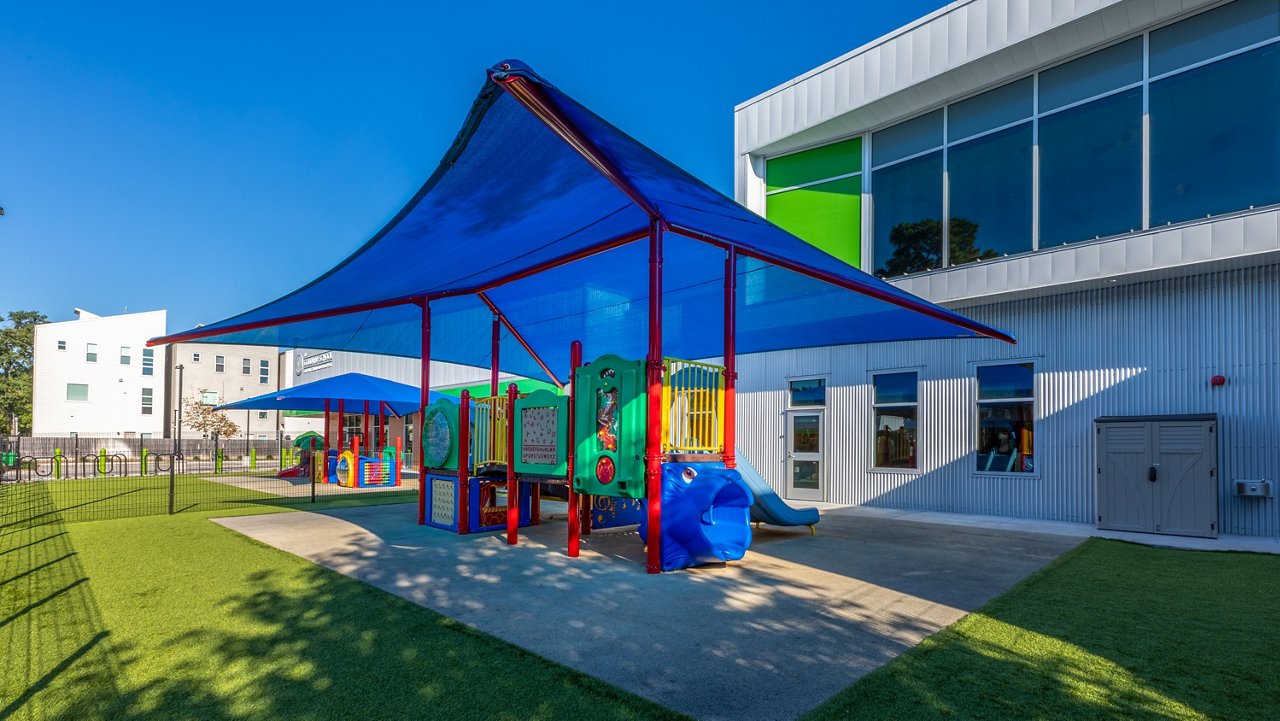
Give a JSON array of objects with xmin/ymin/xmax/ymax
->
[{"xmin": 1, "ymin": 1, "xmax": 946, "ymax": 333}]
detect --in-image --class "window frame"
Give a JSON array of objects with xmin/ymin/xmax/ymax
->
[
  {"xmin": 215, "ymin": 355, "xmax": 225, "ymax": 373},
  {"xmin": 972, "ymin": 359, "xmax": 1040, "ymax": 477},
  {"xmin": 259, "ymin": 359, "xmax": 271, "ymax": 385},
  {"xmin": 869, "ymin": 368, "xmax": 922, "ymax": 473},
  {"xmin": 786, "ymin": 375, "xmax": 828, "ymax": 409},
  {"xmin": 141, "ymin": 387, "xmax": 154, "ymax": 415},
  {"xmin": 120, "ymin": 346, "xmax": 131, "ymax": 365},
  {"xmin": 85, "ymin": 343, "xmax": 98, "ymax": 363},
  {"xmin": 835, "ymin": 0, "xmax": 1280, "ymax": 276},
  {"xmin": 56, "ymin": 340, "xmax": 67, "ymax": 351},
  {"xmin": 66, "ymin": 383, "xmax": 90, "ymax": 402},
  {"xmin": 242, "ymin": 358, "xmax": 251, "ymax": 375},
  {"xmin": 192, "ymin": 353, "xmax": 201, "ymax": 363},
  {"xmin": 142, "ymin": 348, "xmax": 155, "ymax": 376}
]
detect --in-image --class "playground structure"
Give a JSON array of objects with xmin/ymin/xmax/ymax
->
[{"xmin": 150, "ymin": 60, "xmax": 1014, "ymax": 573}]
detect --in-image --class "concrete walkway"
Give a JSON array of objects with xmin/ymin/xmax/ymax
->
[
  {"xmin": 821, "ymin": 504, "xmax": 1280, "ymax": 554},
  {"xmin": 216, "ymin": 505, "xmax": 1080, "ymax": 720}
]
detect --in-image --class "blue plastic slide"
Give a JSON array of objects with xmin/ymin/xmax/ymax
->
[
  {"xmin": 734, "ymin": 450, "xmax": 821, "ymax": 530},
  {"xmin": 639, "ymin": 462, "xmax": 754, "ymax": 571}
]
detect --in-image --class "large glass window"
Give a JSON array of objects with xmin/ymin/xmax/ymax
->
[
  {"xmin": 1149, "ymin": 0, "xmax": 1279, "ymax": 77},
  {"xmin": 66, "ymin": 383, "xmax": 89, "ymax": 402},
  {"xmin": 948, "ymin": 123, "xmax": 1033, "ymax": 263},
  {"xmin": 1039, "ymin": 88, "xmax": 1143, "ymax": 245},
  {"xmin": 141, "ymin": 388, "xmax": 153, "ymax": 415},
  {"xmin": 142, "ymin": 348, "xmax": 154, "ymax": 376},
  {"xmin": 872, "ymin": 372, "xmax": 918, "ymax": 469},
  {"xmin": 976, "ymin": 363, "xmax": 1035, "ymax": 474},
  {"xmin": 1038, "ymin": 38, "xmax": 1143, "ymax": 112},
  {"xmin": 259, "ymin": 359, "xmax": 271, "ymax": 385},
  {"xmin": 872, "ymin": 151, "xmax": 943, "ymax": 276},
  {"xmin": 947, "ymin": 77, "xmax": 1032, "ymax": 141},
  {"xmin": 788, "ymin": 378, "xmax": 826, "ymax": 407},
  {"xmin": 1150, "ymin": 44, "xmax": 1280, "ymax": 224},
  {"xmin": 766, "ymin": 138, "xmax": 863, "ymax": 267},
  {"xmin": 861, "ymin": 0, "xmax": 1280, "ymax": 275}
]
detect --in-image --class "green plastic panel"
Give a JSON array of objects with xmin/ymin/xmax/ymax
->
[
  {"xmin": 514, "ymin": 389, "xmax": 569, "ymax": 477},
  {"xmin": 766, "ymin": 174, "xmax": 862, "ymax": 267},
  {"xmin": 766, "ymin": 137, "xmax": 861, "ymax": 191},
  {"xmin": 423, "ymin": 399, "xmax": 460, "ymax": 471},
  {"xmin": 573, "ymin": 354, "xmax": 647, "ymax": 499}
]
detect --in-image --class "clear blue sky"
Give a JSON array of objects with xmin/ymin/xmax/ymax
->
[{"xmin": 1, "ymin": 1, "xmax": 946, "ymax": 333}]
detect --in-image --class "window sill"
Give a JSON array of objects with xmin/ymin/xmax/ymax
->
[{"xmin": 869, "ymin": 466, "xmax": 922, "ymax": 475}]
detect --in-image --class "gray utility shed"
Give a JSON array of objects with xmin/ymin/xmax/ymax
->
[{"xmin": 1095, "ymin": 415, "xmax": 1219, "ymax": 539}]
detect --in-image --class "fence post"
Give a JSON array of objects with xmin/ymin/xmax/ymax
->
[
  {"xmin": 168, "ymin": 454, "xmax": 176, "ymax": 515},
  {"xmin": 98, "ymin": 448, "xmax": 106, "ymax": 476},
  {"xmin": 311, "ymin": 452, "xmax": 317, "ymax": 504},
  {"xmin": 250, "ymin": 447, "xmax": 257, "ymax": 470},
  {"xmin": 141, "ymin": 448, "xmax": 149, "ymax": 475},
  {"xmin": 54, "ymin": 448, "xmax": 62, "ymax": 479},
  {"xmin": 215, "ymin": 437, "xmax": 222, "ymax": 473}
]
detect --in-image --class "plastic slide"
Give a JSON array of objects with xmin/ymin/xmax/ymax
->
[
  {"xmin": 639, "ymin": 462, "xmax": 753, "ymax": 572},
  {"xmin": 277, "ymin": 465, "xmax": 307, "ymax": 479},
  {"xmin": 734, "ymin": 450, "xmax": 821, "ymax": 530}
]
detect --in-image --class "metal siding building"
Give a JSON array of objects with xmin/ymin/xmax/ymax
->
[{"xmin": 733, "ymin": 0, "xmax": 1280, "ymax": 537}]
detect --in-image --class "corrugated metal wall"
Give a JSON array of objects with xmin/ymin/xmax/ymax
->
[{"xmin": 736, "ymin": 264, "xmax": 1280, "ymax": 536}]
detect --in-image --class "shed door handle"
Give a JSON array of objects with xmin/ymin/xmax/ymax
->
[{"xmin": 1147, "ymin": 465, "xmax": 1158, "ymax": 482}]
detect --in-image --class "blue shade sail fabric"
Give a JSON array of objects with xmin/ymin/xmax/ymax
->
[
  {"xmin": 153, "ymin": 61, "xmax": 1013, "ymax": 382},
  {"xmin": 215, "ymin": 373, "xmax": 449, "ymax": 416}
]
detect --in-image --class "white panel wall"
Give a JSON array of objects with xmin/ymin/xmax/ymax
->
[{"xmin": 735, "ymin": 264, "xmax": 1280, "ymax": 537}]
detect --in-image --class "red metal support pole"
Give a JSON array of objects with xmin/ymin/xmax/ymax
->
[
  {"xmin": 505, "ymin": 382, "xmax": 519, "ymax": 545},
  {"xmin": 380, "ymin": 401, "xmax": 388, "ymax": 450},
  {"xmin": 418, "ymin": 299, "xmax": 431, "ymax": 526},
  {"xmin": 490, "ymin": 316, "xmax": 501, "ymax": 397},
  {"xmin": 645, "ymin": 218, "xmax": 665, "ymax": 574},
  {"xmin": 723, "ymin": 247, "xmax": 738, "ymax": 470},
  {"xmin": 478, "ymin": 292, "xmax": 564, "ymax": 389},
  {"xmin": 362, "ymin": 400, "xmax": 370, "ymax": 451},
  {"xmin": 458, "ymin": 389, "xmax": 471, "ymax": 534},
  {"xmin": 566, "ymin": 340, "xmax": 582, "ymax": 557},
  {"xmin": 323, "ymin": 398, "xmax": 331, "ymax": 477},
  {"xmin": 337, "ymin": 399, "xmax": 345, "ymax": 452}
]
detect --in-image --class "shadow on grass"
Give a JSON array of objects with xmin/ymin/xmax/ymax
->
[{"xmin": 0, "ymin": 483, "xmax": 127, "ymax": 721}]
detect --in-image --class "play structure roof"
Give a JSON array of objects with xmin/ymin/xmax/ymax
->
[
  {"xmin": 152, "ymin": 60, "xmax": 1013, "ymax": 381},
  {"xmin": 215, "ymin": 373, "xmax": 448, "ymax": 416}
]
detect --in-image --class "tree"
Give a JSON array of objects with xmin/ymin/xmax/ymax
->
[
  {"xmin": 182, "ymin": 395, "xmax": 240, "ymax": 438},
  {"xmin": 0, "ymin": 310, "xmax": 49, "ymax": 433},
  {"xmin": 875, "ymin": 218, "xmax": 997, "ymax": 277}
]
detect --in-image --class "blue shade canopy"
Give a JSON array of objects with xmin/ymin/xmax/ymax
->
[
  {"xmin": 152, "ymin": 60, "xmax": 1014, "ymax": 382},
  {"xmin": 215, "ymin": 373, "xmax": 449, "ymax": 415}
]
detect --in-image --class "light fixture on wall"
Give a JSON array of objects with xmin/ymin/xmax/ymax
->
[{"xmin": 1210, "ymin": 375, "xmax": 1227, "ymax": 387}]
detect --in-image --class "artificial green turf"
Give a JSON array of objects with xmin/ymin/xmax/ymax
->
[
  {"xmin": 801, "ymin": 539, "xmax": 1280, "ymax": 721},
  {"xmin": 1, "ymin": 483, "xmax": 686, "ymax": 721}
]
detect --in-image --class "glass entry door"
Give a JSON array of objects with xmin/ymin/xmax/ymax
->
[{"xmin": 786, "ymin": 412, "xmax": 823, "ymax": 501}]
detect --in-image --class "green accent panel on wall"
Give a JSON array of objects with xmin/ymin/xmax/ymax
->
[
  {"xmin": 766, "ymin": 138, "xmax": 862, "ymax": 191},
  {"xmin": 766, "ymin": 175, "xmax": 862, "ymax": 268}
]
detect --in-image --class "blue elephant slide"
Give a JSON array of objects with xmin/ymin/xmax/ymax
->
[{"xmin": 638, "ymin": 455, "xmax": 821, "ymax": 571}]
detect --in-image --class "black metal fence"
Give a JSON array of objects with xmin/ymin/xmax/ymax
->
[{"xmin": 0, "ymin": 436, "xmax": 417, "ymax": 525}]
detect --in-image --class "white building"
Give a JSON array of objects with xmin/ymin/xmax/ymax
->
[
  {"xmin": 31, "ymin": 308, "xmax": 168, "ymax": 437},
  {"xmin": 166, "ymin": 342, "xmax": 283, "ymax": 441},
  {"xmin": 734, "ymin": 0, "xmax": 1280, "ymax": 537}
]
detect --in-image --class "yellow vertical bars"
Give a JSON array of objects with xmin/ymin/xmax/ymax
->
[
  {"xmin": 470, "ymin": 393, "xmax": 521, "ymax": 473},
  {"xmin": 660, "ymin": 358, "xmax": 726, "ymax": 453}
]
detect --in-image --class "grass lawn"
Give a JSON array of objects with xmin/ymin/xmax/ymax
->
[
  {"xmin": 0, "ymin": 482, "xmax": 686, "ymax": 721},
  {"xmin": 802, "ymin": 539, "xmax": 1280, "ymax": 721},
  {"xmin": 4, "ymin": 475, "xmax": 1277, "ymax": 721}
]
